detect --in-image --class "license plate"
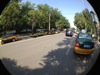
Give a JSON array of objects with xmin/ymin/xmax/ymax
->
[{"xmin": 84, "ymin": 45, "xmax": 90, "ymax": 48}]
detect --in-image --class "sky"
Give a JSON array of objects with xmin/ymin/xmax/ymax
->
[{"xmin": 21, "ymin": 0, "xmax": 94, "ymax": 28}]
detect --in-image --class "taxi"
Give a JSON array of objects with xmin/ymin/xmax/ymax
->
[
  {"xmin": 1, "ymin": 33, "xmax": 19, "ymax": 44},
  {"xmin": 74, "ymin": 30, "xmax": 95, "ymax": 55}
]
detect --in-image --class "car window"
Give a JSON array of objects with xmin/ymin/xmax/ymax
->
[
  {"xmin": 68, "ymin": 31, "xmax": 71, "ymax": 34},
  {"xmin": 4, "ymin": 33, "xmax": 14, "ymax": 38},
  {"xmin": 78, "ymin": 33, "xmax": 92, "ymax": 39},
  {"xmin": 66, "ymin": 30, "xmax": 72, "ymax": 33}
]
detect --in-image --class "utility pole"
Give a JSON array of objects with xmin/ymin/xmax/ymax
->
[
  {"xmin": 32, "ymin": 23, "xmax": 34, "ymax": 35},
  {"xmin": 49, "ymin": 12, "xmax": 51, "ymax": 31}
]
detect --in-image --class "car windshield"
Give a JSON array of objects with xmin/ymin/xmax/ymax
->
[
  {"xmin": 68, "ymin": 31, "xmax": 71, "ymax": 33},
  {"xmin": 78, "ymin": 33, "xmax": 92, "ymax": 39},
  {"xmin": 4, "ymin": 33, "xmax": 14, "ymax": 38}
]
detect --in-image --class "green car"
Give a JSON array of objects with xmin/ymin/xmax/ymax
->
[{"xmin": 74, "ymin": 32, "xmax": 95, "ymax": 55}]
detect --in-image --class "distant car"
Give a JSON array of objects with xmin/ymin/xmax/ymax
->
[
  {"xmin": 55, "ymin": 30, "xmax": 60, "ymax": 34},
  {"xmin": 73, "ymin": 32, "xmax": 95, "ymax": 55},
  {"xmin": 30, "ymin": 31, "xmax": 45, "ymax": 37},
  {"xmin": 48, "ymin": 30, "xmax": 55, "ymax": 35},
  {"xmin": 44, "ymin": 30, "xmax": 49, "ymax": 35},
  {"xmin": 65, "ymin": 30, "xmax": 73, "ymax": 36},
  {"xmin": 1, "ymin": 33, "xmax": 19, "ymax": 44}
]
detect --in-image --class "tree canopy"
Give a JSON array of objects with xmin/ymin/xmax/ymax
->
[
  {"xmin": 0, "ymin": 1, "xmax": 70, "ymax": 34},
  {"xmin": 74, "ymin": 8, "xmax": 94, "ymax": 33}
]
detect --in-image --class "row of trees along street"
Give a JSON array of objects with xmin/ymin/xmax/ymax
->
[
  {"xmin": 74, "ymin": 8, "xmax": 96, "ymax": 33},
  {"xmin": 0, "ymin": 0, "xmax": 70, "ymax": 36},
  {"xmin": 0, "ymin": 0, "xmax": 98, "ymax": 37}
]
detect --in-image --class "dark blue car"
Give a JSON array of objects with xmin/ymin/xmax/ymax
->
[{"xmin": 65, "ymin": 30, "xmax": 73, "ymax": 37}]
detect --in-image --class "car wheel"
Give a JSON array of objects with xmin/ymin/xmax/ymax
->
[
  {"xmin": 37, "ymin": 34, "xmax": 38, "ymax": 37},
  {"xmin": 12, "ymin": 39, "xmax": 15, "ymax": 42},
  {"xmin": 1, "ymin": 41, "xmax": 4, "ymax": 44},
  {"xmin": 73, "ymin": 50, "xmax": 76, "ymax": 54},
  {"xmin": 73, "ymin": 49, "xmax": 78, "ymax": 55}
]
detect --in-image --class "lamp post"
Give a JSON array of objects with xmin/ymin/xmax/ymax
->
[{"xmin": 90, "ymin": 11, "xmax": 98, "ymax": 40}]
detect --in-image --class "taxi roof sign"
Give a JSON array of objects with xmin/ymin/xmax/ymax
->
[{"xmin": 81, "ymin": 29, "xmax": 86, "ymax": 33}]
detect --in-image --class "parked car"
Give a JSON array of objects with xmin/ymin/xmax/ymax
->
[
  {"xmin": 65, "ymin": 30, "xmax": 73, "ymax": 36},
  {"xmin": 73, "ymin": 32, "xmax": 95, "ymax": 55},
  {"xmin": 1, "ymin": 33, "xmax": 19, "ymax": 44},
  {"xmin": 30, "ymin": 31, "xmax": 45, "ymax": 37},
  {"xmin": 44, "ymin": 30, "xmax": 55, "ymax": 35},
  {"xmin": 48, "ymin": 30, "xmax": 55, "ymax": 35},
  {"xmin": 55, "ymin": 29, "xmax": 60, "ymax": 34},
  {"xmin": 44, "ymin": 29, "xmax": 60, "ymax": 35},
  {"xmin": 44, "ymin": 30, "xmax": 49, "ymax": 35}
]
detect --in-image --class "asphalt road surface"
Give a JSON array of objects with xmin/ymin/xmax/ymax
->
[{"xmin": 0, "ymin": 33, "xmax": 100, "ymax": 75}]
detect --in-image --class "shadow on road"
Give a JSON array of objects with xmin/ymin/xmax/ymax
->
[
  {"xmin": 57, "ymin": 37, "xmax": 74, "ymax": 46},
  {"xmin": 0, "ymin": 37, "xmax": 99, "ymax": 75},
  {"xmin": 86, "ymin": 53, "xmax": 100, "ymax": 75}
]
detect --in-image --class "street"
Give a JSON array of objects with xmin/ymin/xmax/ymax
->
[{"xmin": 0, "ymin": 33, "xmax": 100, "ymax": 75}]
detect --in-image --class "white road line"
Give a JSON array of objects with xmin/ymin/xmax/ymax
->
[{"xmin": 66, "ymin": 39, "xmax": 73, "ymax": 55}]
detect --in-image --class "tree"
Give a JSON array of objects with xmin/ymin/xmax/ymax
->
[
  {"xmin": 74, "ymin": 13, "xmax": 85, "ymax": 30},
  {"xmin": 19, "ymin": 1, "xmax": 35, "ymax": 32},
  {"xmin": 0, "ymin": 1, "xmax": 20, "ymax": 33},
  {"xmin": 56, "ymin": 16, "xmax": 70, "ymax": 29},
  {"xmin": 0, "ymin": 1, "xmax": 70, "ymax": 34},
  {"xmin": 70, "ymin": 27, "xmax": 76, "ymax": 32},
  {"xmin": 37, "ymin": 4, "xmax": 52, "ymax": 30},
  {"xmin": 74, "ymin": 8, "xmax": 94, "ymax": 32},
  {"xmin": 82, "ymin": 8, "xmax": 94, "ymax": 32}
]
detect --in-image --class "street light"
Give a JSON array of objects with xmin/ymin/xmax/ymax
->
[{"xmin": 90, "ymin": 11, "xmax": 98, "ymax": 40}]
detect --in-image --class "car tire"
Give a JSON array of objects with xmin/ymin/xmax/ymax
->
[
  {"xmin": 73, "ymin": 49, "xmax": 78, "ymax": 55},
  {"xmin": 1, "ymin": 41, "xmax": 4, "ymax": 44},
  {"xmin": 12, "ymin": 39, "xmax": 15, "ymax": 42},
  {"xmin": 73, "ymin": 50, "xmax": 76, "ymax": 54},
  {"xmin": 37, "ymin": 34, "xmax": 38, "ymax": 37}
]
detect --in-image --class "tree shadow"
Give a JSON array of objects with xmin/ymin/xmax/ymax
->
[
  {"xmin": 57, "ymin": 37, "xmax": 75, "ymax": 46},
  {"xmin": 0, "ymin": 37, "xmax": 98, "ymax": 75}
]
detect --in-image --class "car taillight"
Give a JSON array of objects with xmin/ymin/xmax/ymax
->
[{"xmin": 75, "ymin": 41, "xmax": 79, "ymax": 47}]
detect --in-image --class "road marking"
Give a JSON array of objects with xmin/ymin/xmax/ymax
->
[
  {"xmin": 66, "ymin": 39, "xmax": 73, "ymax": 55},
  {"xmin": 66, "ymin": 45, "xmax": 71, "ymax": 55}
]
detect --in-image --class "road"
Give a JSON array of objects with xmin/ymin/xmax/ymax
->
[{"xmin": 0, "ymin": 33, "xmax": 100, "ymax": 75}]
